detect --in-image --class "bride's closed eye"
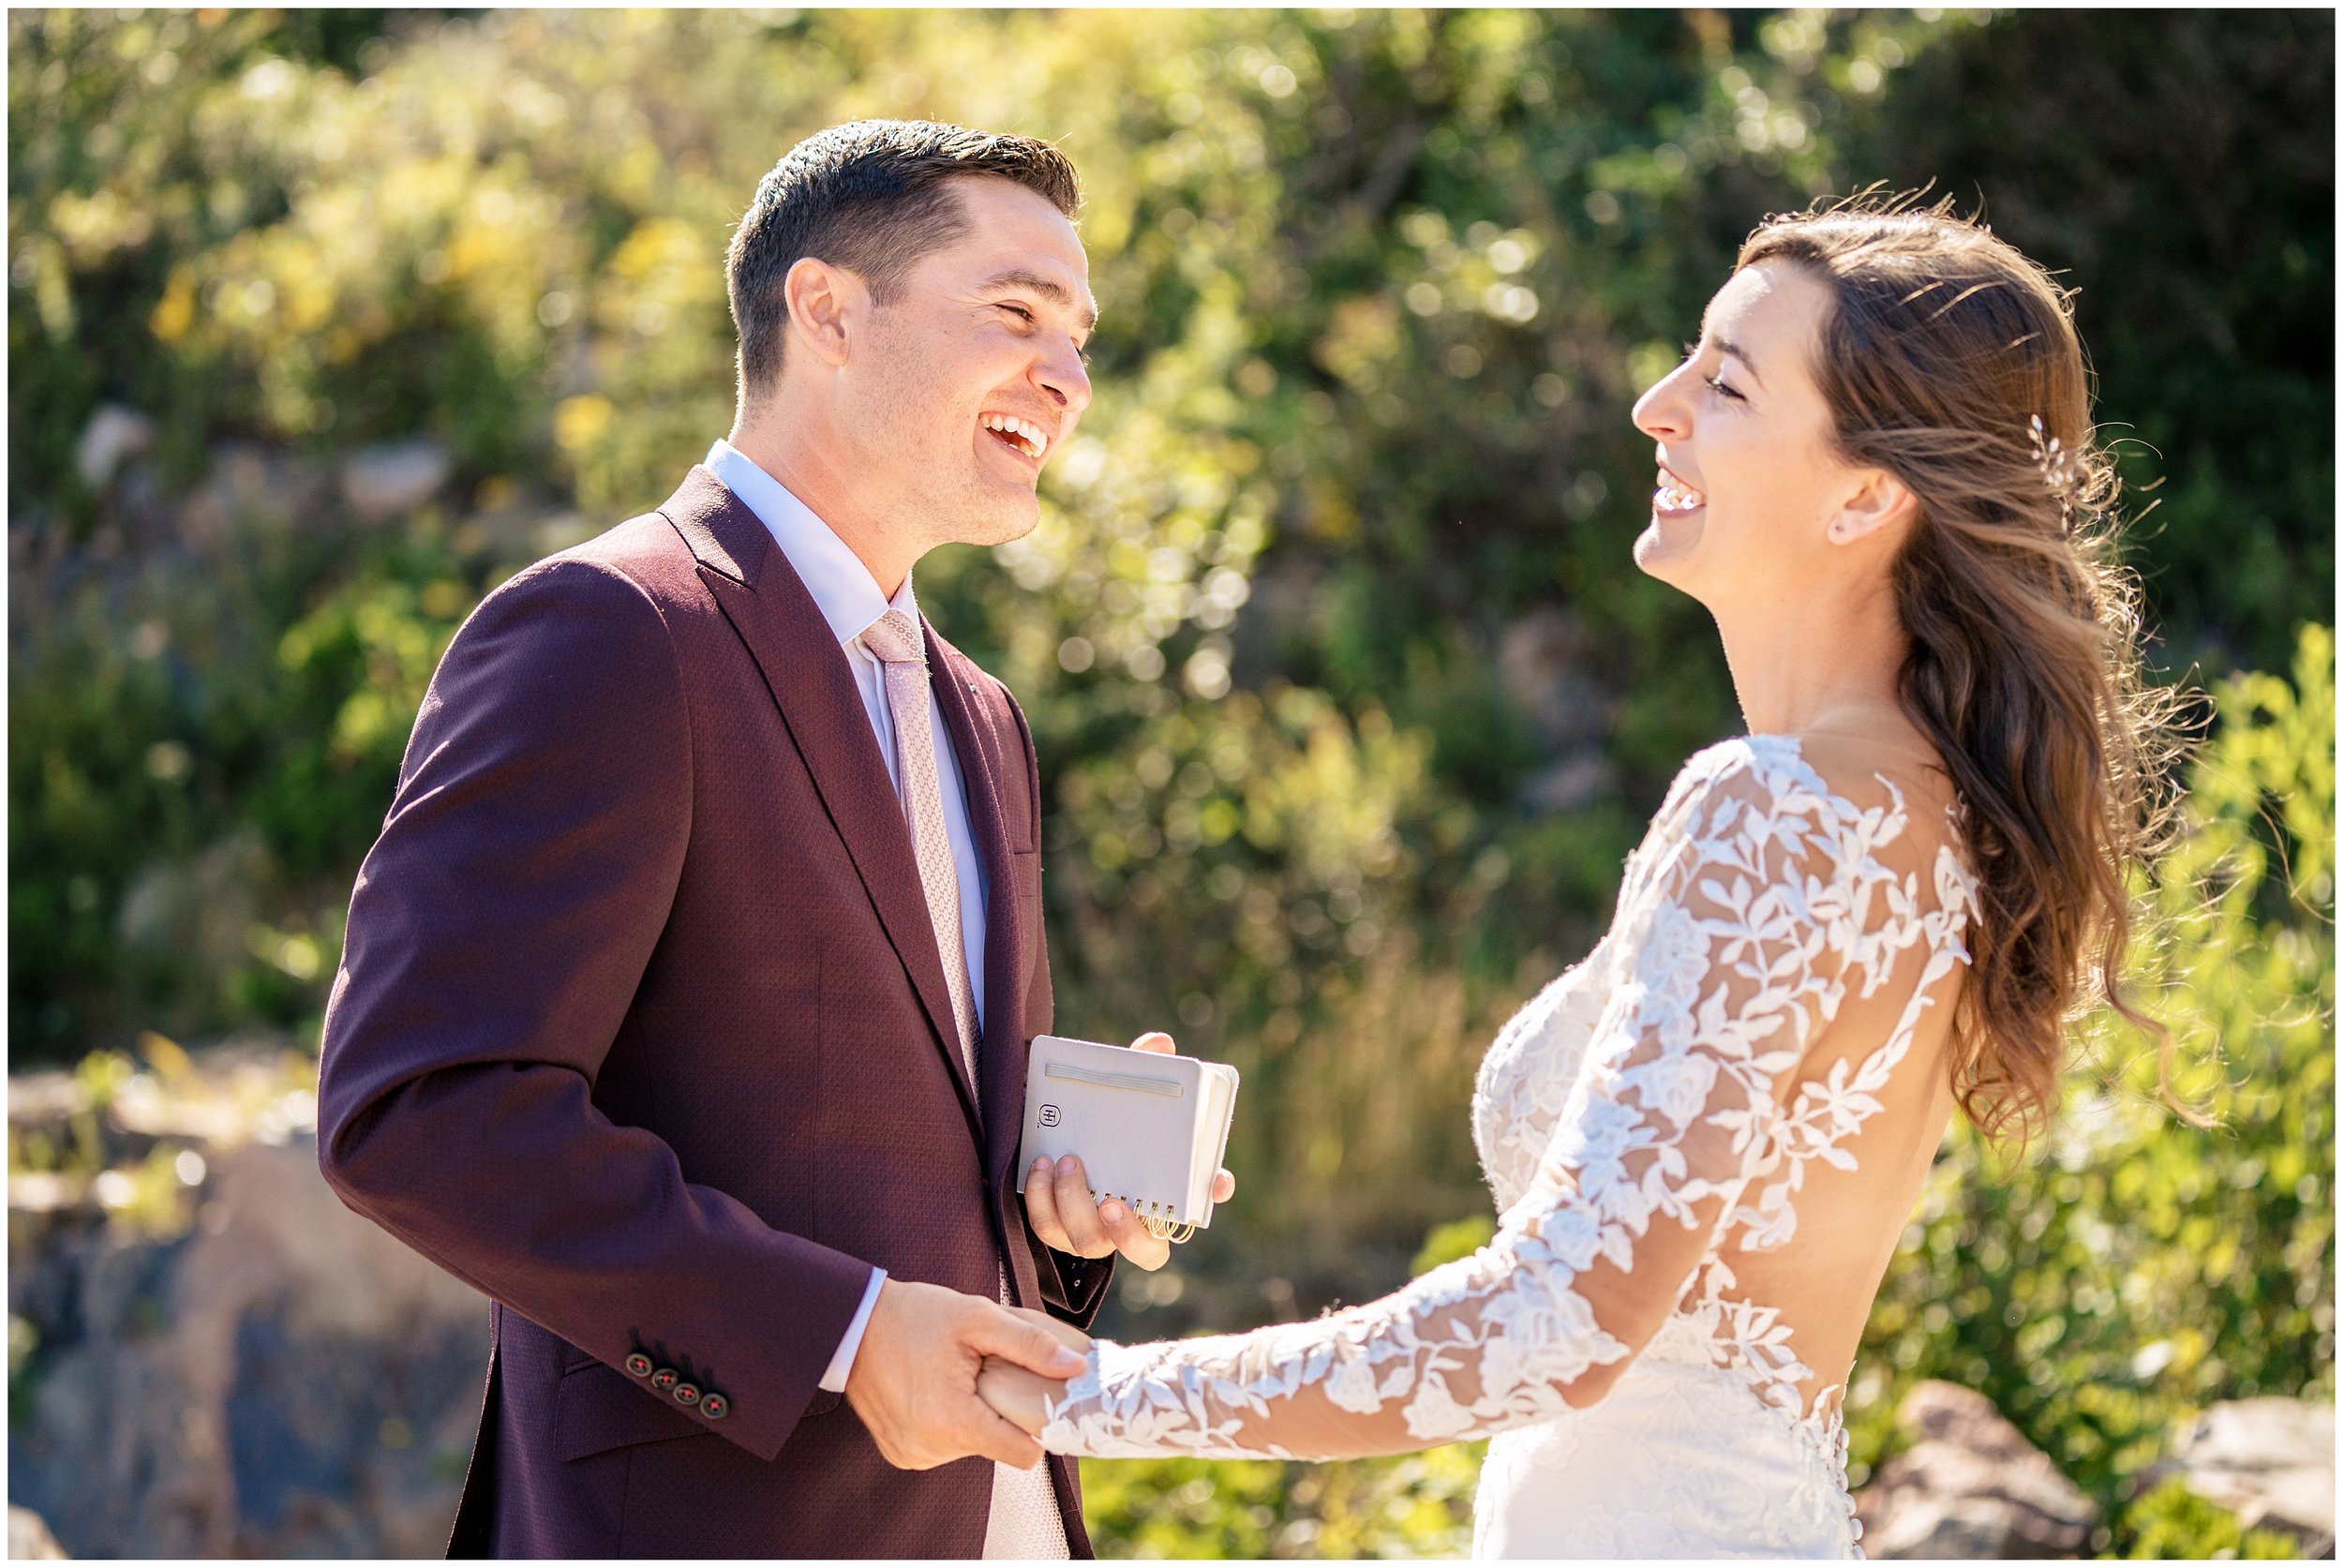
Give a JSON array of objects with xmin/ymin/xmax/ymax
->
[{"xmin": 1684, "ymin": 340, "xmax": 1743, "ymax": 402}]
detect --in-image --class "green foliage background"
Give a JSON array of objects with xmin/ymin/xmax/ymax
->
[{"xmin": 10, "ymin": 8, "xmax": 2333, "ymax": 1558}]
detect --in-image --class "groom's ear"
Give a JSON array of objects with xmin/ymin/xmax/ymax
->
[{"xmin": 783, "ymin": 257, "xmax": 862, "ymax": 369}]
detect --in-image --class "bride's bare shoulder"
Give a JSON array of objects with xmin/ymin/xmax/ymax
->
[
  {"xmin": 1667, "ymin": 727, "xmax": 1944, "ymax": 813},
  {"xmin": 1794, "ymin": 720, "xmax": 1942, "ymax": 787}
]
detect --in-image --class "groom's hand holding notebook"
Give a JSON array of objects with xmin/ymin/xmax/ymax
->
[{"xmin": 1017, "ymin": 1035, "xmax": 1241, "ymax": 1245}]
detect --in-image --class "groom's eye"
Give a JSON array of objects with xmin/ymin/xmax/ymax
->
[{"xmin": 997, "ymin": 303, "xmax": 1037, "ymax": 325}]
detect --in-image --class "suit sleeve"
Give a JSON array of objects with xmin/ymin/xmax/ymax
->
[
  {"xmin": 316, "ymin": 556, "xmax": 873, "ymax": 1463},
  {"xmin": 1003, "ymin": 691, "xmax": 1114, "ymax": 1327}
]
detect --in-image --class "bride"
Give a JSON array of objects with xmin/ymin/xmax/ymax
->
[{"xmin": 983, "ymin": 197, "xmax": 2180, "ymax": 1558}]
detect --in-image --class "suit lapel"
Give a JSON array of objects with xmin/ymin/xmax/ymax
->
[
  {"xmin": 930, "ymin": 639, "xmax": 1052, "ymax": 1309},
  {"xmin": 927, "ymin": 636, "xmax": 1033, "ymax": 1190},
  {"xmin": 660, "ymin": 468, "xmax": 979, "ymax": 1127}
]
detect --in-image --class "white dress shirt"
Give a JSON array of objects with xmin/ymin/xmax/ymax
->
[{"xmin": 705, "ymin": 439, "xmax": 991, "ymax": 1395}]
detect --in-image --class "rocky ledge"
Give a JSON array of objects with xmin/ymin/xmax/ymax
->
[{"xmin": 9, "ymin": 1040, "xmax": 487, "ymax": 1558}]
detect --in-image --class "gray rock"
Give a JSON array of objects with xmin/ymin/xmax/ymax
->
[
  {"xmin": 2164, "ymin": 1397, "xmax": 2336, "ymax": 1556},
  {"xmin": 1521, "ymin": 753, "xmax": 1617, "ymax": 814},
  {"xmin": 171, "ymin": 442, "xmax": 334, "ymax": 554},
  {"xmin": 1497, "ymin": 607, "xmax": 1618, "ymax": 814},
  {"xmin": 1495, "ymin": 605, "xmax": 1612, "ymax": 752},
  {"xmin": 9, "ymin": 1138, "xmax": 487, "ymax": 1558},
  {"xmin": 74, "ymin": 405, "xmax": 156, "ymax": 489},
  {"xmin": 114, "ymin": 830, "xmax": 274, "ymax": 980},
  {"xmin": 339, "ymin": 440, "xmax": 451, "ymax": 521},
  {"xmin": 1855, "ymin": 1380, "xmax": 2099, "ymax": 1558}
]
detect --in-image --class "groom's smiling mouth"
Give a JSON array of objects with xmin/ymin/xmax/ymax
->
[{"xmin": 980, "ymin": 411, "xmax": 1052, "ymax": 464}]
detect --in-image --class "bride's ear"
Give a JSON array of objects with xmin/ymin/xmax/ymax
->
[
  {"xmin": 783, "ymin": 257, "xmax": 862, "ymax": 369},
  {"xmin": 1825, "ymin": 467, "xmax": 1918, "ymax": 546}
]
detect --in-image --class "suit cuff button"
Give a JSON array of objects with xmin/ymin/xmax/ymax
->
[
  {"xmin": 624, "ymin": 1353, "xmax": 654, "ymax": 1379},
  {"xmin": 700, "ymin": 1392, "xmax": 729, "ymax": 1420},
  {"xmin": 673, "ymin": 1382, "xmax": 702, "ymax": 1407},
  {"xmin": 650, "ymin": 1366, "xmax": 679, "ymax": 1392}
]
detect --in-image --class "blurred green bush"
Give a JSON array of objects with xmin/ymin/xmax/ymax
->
[
  {"xmin": 10, "ymin": 9, "xmax": 2332, "ymax": 1558},
  {"xmin": 1853, "ymin": 624, "xmax": 2335, "ymax": 1557}
]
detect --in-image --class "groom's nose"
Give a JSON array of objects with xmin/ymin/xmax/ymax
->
[{"xmin": 1035, "ymin": 336, "xmax": 1091, "ymax": 420}]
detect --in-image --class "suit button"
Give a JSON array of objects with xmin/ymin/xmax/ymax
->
[
  {"xmin": 624, "ymin": 1353, "xmax": 653, "ymax": 1379},
  {"xmin": 673, "ymin": 1382, "xmax": 701, "ymax": 1406},
  {"xmin": 650, "ymin": 1366, "xmax": 679, "ymax": 1392},
  {"xmin": 701, "ymin": 1393, "xmax": 729, "ymax": 1420}
]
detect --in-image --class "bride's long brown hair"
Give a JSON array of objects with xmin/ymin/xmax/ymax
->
[{"xmin": 1737, "ymin": 194, "xmax": 2192, "ymax": 1142}]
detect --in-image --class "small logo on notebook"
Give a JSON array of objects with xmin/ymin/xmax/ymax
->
[{"xmin": 1037, "ymin": 1104, "xmax": 1061, "ymax": 1127}]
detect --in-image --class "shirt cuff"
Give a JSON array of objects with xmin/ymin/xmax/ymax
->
[{"xmin": 816, "ymin": 1266, "xmax": 888, "ymax": 1393}]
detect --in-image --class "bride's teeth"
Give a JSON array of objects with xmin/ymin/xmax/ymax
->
[{"xmin": 1654, "ymin": 476, "xmax": 1705, "ymax": 510}]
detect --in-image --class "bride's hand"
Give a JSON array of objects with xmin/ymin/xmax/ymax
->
[
  {"xmin": 1007, "ymin": 1305, "xmax": 1093, "ymax": 1358},
  {"xmin": 977, "ymin": 1356, "xmax": 1064, "ymax": 1438},
  {"xmin": 981, "ymin": 1311, "xmax": 1089, "ymax": 1440}
]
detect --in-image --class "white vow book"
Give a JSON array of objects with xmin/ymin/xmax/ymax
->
[{"xmin": 1015, "ymin": 1035, "xmax": 1241, "ymax": 1240}]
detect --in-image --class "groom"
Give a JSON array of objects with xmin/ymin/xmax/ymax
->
[{"xmin": 316, "ymin": 121, "xmax": 1214, "ymax": 1558}]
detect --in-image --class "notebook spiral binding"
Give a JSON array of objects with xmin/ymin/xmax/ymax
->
[{"xmin": 1095, "ymin": 1192, "xmax": 1196, "ymax": 1246}]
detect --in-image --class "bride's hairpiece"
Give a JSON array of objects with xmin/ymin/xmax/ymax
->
[{"xmin": 2028, "ymin": 414, "xmax": 2081, "ymax": 536}]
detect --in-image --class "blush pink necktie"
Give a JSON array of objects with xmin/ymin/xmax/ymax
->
[
  {"xmin": 858, "ymin": 609, "xmax": 981, "ymax": 1098},
  {"xmin": 861, "ymin": 610, "xmax": 1069, "ymax": 1558}
]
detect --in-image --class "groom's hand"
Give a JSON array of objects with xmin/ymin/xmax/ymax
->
[
  {"xmin": 1023, "ymin": 1031, "xmax": 1238, "ymax": 1272},
  {"xmin": 843, "ymin": 1279, "xmax": 1085, "ymax": 1471}
]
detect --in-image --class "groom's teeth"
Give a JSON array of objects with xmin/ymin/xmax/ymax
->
[{"xmin": 982, "ymin": 414, "xmax": 1049, "ymax": 459}]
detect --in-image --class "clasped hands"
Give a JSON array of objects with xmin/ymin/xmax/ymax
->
[{"xmin": 843, "ymin": 1032, "xmax": 1232, "ymax": 1471}]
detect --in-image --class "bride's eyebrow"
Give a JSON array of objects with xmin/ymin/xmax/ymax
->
[{"xmin": 1714, "ymin": 336, "xmax": 1766, "ymax": 390}]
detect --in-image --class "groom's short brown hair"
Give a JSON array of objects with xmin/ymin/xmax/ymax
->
[{"xmin": 726, "ymin": 119, "xmax": 1082, "ymax": 405}]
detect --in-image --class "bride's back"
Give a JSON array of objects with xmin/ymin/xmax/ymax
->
[
  {"xmin": 1468, "ymin": 722, "xmax": 1981, "ymax": 1438},
  {"xmin": 1711, "ymin": 730, "xmax": 1971, "ymax": 1419}
]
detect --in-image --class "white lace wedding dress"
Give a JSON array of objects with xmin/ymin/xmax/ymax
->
[{"xmin": 1039, "ymin": 735, "xmax": 1980, "ymax": 1558}]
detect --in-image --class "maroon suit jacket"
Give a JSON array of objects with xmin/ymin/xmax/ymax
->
[{"xmin": 317, "ymin": 467, "xmax": 1110, "ymax": 1558}]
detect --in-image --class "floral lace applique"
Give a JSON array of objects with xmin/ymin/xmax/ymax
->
[{"xmin": 1040, "ymin": 736, "xmax": 1975, "ymax": 1538}]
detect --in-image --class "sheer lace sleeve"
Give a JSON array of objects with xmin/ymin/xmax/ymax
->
[{"xmin": 1038, "ymin": 742, "xmax": 1918, "ymax": 1461}]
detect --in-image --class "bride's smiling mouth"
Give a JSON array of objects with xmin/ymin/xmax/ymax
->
[{"xmin": 1653, "ymin": 462, "xmax": 1708, "ymax": 517}]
